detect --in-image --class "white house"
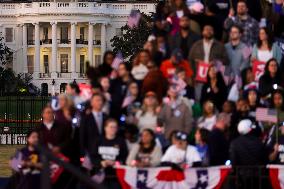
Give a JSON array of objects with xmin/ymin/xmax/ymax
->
[{"xmin": 0, "ymin": 1, "xmax": 155, "ymax": 94}]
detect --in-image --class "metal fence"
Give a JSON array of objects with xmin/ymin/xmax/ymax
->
[{"xmin": 0, "ymin": 96, "xmax": 50, "ymax": 145}]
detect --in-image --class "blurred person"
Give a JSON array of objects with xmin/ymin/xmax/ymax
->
[
  {"xmin": 99, "ymin": 76, "xmax": 111, "ymax": 114},
  {"xmin": 269, "ymin": 123, "xmax": 284, "ymax": 164},
  {"xmin": 126, "ymin": 129, "xmax": 162, "ymax": 167},
  {"xmin": 158, "ymin": 85, "xmax": 193, "ymax": 139},
  {"xmin": 243, "ymin": 87, "xmax": 261, "ymax": 115},
  {"xmin": 208, "ymin": 114, "xmax": 230, "ymax": 165},
  {"xmin": 270, "ymin": 89, "xmax": 284, "ymax": 123},
  {"xmin": 200, "ymin": 65, "xmax": 228, "ymax": 111},
  {"xmin": 224, "ymin": 0, "xmax": 259, "ymax": 45},
  {"xmin": 161, "ymin": 131, "xmax": 201, "ymax": 168},
  {"xmin": 225, "ymin": 25, "xmax": 250, "ymax": 75},
  {"xmin": 169, "ymin": 15, "xmax": 200, "ymax": 59},
  {"xmin": 10, "ymin": 130, "xmax": 42, "ymax": 189},
  {"xmin": 135, "ymin": 91, "xmax": 159, "ymax": 132},
  {"xmin": 65, "ymin": 82, "xmax": 83, "ymax": 106},
  {"xmin": 131, "ymin": 50, "xmax": 151, "ymax": 81},
  {"xmin": 259, "ymin": 58, "xmax": 284, "ymax": 98},
  {"xmin": 156, "ymin": 34, "xmax": 170, "ymax": 59},
  {"xmin": 109, "ymin": 63, "xmax": 133, "ymax": 120},
  {"xmin": 197, "ymin": 100, "xmax": 217, "ymax": 131},
  {"xmin": 241, "ymin": 67, "xmax": 255, "ymax": 89},
  {"xmin": 143, "ymin": 40, "xmax": 164, "ymax": 67},
  {"xmin": 124, "ymin": 124, "xmax": 139, "ymax": 151},
  {"xmin": 251, "ymin": 27, "xmax": 282, "ymax": 64},
  {"xmin": 80, "ymin": 93, "xmax": 108, "ymax": 160},
  {"xmin": 153, "ymin": 1, "xmax": 171, "ymax": 36},
  {"xmin": 194, "ymin": 128, "xmax": 210, "ymax": 166},
  {"xmin": 160, "ymin": 48, "xmax": 193, "ymax": 79},
  {"xmin": 176, "ymin": 67, "xmax": 195, "ymax": 100},
  {"xmin": 91, "ymin": 119, "xmax": 128, "ymax": 189},
  {"xmin": 97, "ymin": 51, "xmax": 115, "ymax": 77}
]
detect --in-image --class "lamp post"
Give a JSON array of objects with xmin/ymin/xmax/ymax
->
[{"xmin": 51, "ymin": 79, "xmax": 55, "ymax": 96}]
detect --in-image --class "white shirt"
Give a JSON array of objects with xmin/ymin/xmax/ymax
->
[
  {"xmin": 135, "ymin": 110, "xmax": 157, "ymax": 132},
  {"xmin": 44, "ymin": 122, "xmax": 54, "ymax": 130},
  {"xmin": 176, "ymin": 10, "xmax": 184, "ymax": 18},
  {"xmin": 258, "ymin": 49, "xmax": 273, "ymax": 63},
  {"xmin": 131, "ymin": 64, "xmax": 149, "ymax": 80},
  {"xmin": 161, "ymin": 145, "xmax": 201, "ymax": 166},
  {"xmin": 92, "ymin": 111, "xmax": 103, "ymax": 134},
  {"xmin": 203, "ymin": 39, "xmax": 214, "ymax": 63},
  {"xmin": 197, "ymin": 115, "xmax": 217, "ymax": 131}
]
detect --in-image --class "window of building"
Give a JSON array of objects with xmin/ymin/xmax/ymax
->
[
  {"xmin": 43, "ymin": 55, "xmax": 49, "ymax": 73},
  {"xmin": 27, "ymin": 26, "xmax": 34, "ymax": 45},
  {"xmin": 60, "ymin": 54, "xmax": 68, "ymax": 73},
  {"xmin": 95, "ymin": 55, "xmax": 101, "ymax": 66},
  {"xmin": 80, "ymin": 27, "xmax": 85, "ymax": 41},
  {"xmin": 41, "ymin": 83, "xmax": 48, "ymax": 96},
  {"xmin": 27, "ymin": 55, "xmax": 34, "ymax": 73},
  {"xmin": 115, "ymin": 28, "xmax": 122, "ymax": 37},
  {"xmin": 60, "ymin": 27, "xmax": 68, "ymax": 43},
  {"xmin": 43, "ymin": 27, "xmax": 48, "ymax": 41},
  {"xmin": 60, "ymin": 83, "xmax": 67, "ymax": 93},
  {"xmin": 80, "ymin": 55, "xmax": 85, "ymax": 74},
  {"xmin": 5, "ymin": 28, "xmax": 13, "ymax": 42}
]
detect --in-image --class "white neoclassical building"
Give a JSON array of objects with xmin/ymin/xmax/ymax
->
[{"xmin": 0, "ymin": 1, "xmax": 155, "ymax": 94}]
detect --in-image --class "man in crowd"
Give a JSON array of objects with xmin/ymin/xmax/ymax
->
[
  {"xmin": 225, "ymin": 25, "xmax": 250, "ymax": 75},
  {"xmin": 224, "ymin": 0, "xmax": 259, "ymax": 45},
  {"xmin": 169, "ymin": 15, "xmax": 200, "ymax": 59}
]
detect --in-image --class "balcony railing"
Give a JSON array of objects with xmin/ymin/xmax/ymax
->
[
  {"xmin": 58, "ymin": 72, "xmax": 71, "ymax": 78},
  {"xmin": 76, "ymin": 39, "xmax": 88, "ymax": 45},
  {"xmin": 27, "ymin": 40, "xmax": 34, "ymax": 45},
  {"xmin": 39, "ymin": 73, "xmax": 51, "ymax": 78},
  {"xmin": 40, "ymin": 39, "xmax": 52, "ymax": 45},
  {"xmin": 79, "ymin": 73, "xmax": 86, "ymax": 78},
  {"xmin": 58, "ymin": 39, "xmax": 71, "ymax": 44}
]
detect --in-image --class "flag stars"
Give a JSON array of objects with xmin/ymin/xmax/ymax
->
[
  {"xmin": 199, "ymin": 174, "xmax": 208, "ymax": 183},
  {"xmin": 138, "ymin": 173, "xmax": 146, "ymax": 182}
]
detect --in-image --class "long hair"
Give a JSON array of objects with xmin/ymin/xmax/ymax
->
[
  {"xmin": 140, "ymin": 95, "xmax": 159, "ymax": 116},
  {"xmin": 139, "ymin": 129, "xmax": 156, "ymax": 154},
  {"xmin": 270, "ymin": 89, "xmax": 284, "ymax": 111},
  {"xmin": 257, "ymin": 27, "xmax": 274, "ymax": 51},
  {"xmin": 103, "ymin": 51, "xmax": 115, "ymax": 65},
  {"xmin": 263, "ymin": 58, "xmax": 280, "ymax": 78}
]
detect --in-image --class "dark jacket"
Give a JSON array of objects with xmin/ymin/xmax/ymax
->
[
  {"xmin": 80, "ymin": 112, "xmax": 108, "ymax": 158},
  {"xmin": 97, "ymin": 63, "xmax": 113, "ymax": 77},
  {"xmin": 230, "ymin": 134, "xmax": 267, "ymax": 166},
  {"xmin": 208, "ymin": 128, "xmax": 229, "ymax": 166},
  {"xmin": 259, "ymin": 74, "xmax": 284, "ymax": 97}
]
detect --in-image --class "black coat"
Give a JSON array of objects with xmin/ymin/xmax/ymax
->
[
  {"xmin": 230, "ymin": 135, "xmax": 267, "ymax": 166},
  {"xmin": 259, "ymin": 74, "xmax": 284, "ymax": 97},
  {"xmin": 80, "ymin": 112, "xmax": 108, "ymax": 158}
]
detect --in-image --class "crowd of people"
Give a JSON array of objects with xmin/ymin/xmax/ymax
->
[{"xmin": 7, "ymin": 0, "xmax": 284, "ymax": 188}]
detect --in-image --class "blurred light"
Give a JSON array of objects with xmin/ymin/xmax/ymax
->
[
  {"xmin": 76, "ymin": 104, "xmax": 82, "ymax": 110},
  {"xmin": 273, "ymin": 84, "xmax": 278, "ymax": 90},
  {"xmin": 120, "ymin": 115, "xmax": 126, "ymax": 122},
  {"xmin": 225, "ymin": 160, "xmax": 231, "ymax": 166},
  {"xmin": 72, "ymin": 118, "xmax": 78, "ymax": 124}
]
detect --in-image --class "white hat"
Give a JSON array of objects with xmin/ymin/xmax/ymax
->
[
  {"xmin": 238, "ymin": 119, "xmax": 255, "ymax": 135},
  {"xmin": 189, "ymin": 2, "xmax": 204, "ymax": 13}
]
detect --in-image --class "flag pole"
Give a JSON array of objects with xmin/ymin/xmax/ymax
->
[{"xmin": 276, "ymin": 109, "xmax": 279, "ymax": 144}]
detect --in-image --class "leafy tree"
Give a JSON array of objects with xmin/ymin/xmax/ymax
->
[
  {"xmin": 0, "ymin": 33, "xmax": 12, "ymax": 65},
  {"xmin": 110, "ymin": 12, "xmax": 153, "ymax": 61}
]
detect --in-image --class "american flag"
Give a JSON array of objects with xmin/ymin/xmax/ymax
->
[
  {"xmin": 256, "ymin": 108, "xmax": 277, "ymax": 123},
  {"xmin": 127, "ymin": 9, "xmax": 141, "ymax": 29},
  {"xmin": 112, "ymin": 51, "xmax": 123, "ymax": 70}
]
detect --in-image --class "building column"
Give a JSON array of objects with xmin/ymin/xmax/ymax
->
[
  {"xmin": 22, "ymin": 24, "xmax": 28, "ymax": 73},
  {"xmin": 51, "ymin": 21, "xmax": 57, "ymax": 78},
  {"xmin": 71, "ymin": 22, "xmax": 77, "ymax": 78},
  {"xmin": 100, "ymin": 23, "xmax": 106, "ymax": 64},
  {"xmin": 88, "ymin": 22, "xmax": 94, "ymax": 67},
  {"xmin": 34, "ymin": 22, "xmax": 40, "ymax": 79}
]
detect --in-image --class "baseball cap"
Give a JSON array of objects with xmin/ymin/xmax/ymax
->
[
  {"xmin": 175, "ymin": 131, "xmax": 188, "ymax": 141},
  {"xmin": 238, "ymin": 119, "xmax": 256, "ymax": 135}
]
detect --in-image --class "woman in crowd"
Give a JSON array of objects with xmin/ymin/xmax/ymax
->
[
  {"xmin": 259, "ymin": 58, "xmax": 284, "ymax": 98},
  {"xmin": 143, "ymin": 40, "xmax": 164, "ymax": 67},
  {"xmin": 243, "ymin": 87, "xmax": 262, "ymax": 115},
  {"xmin": 100, "ymin": 76, "xmax": 111, "ymax": 114},
  {"xmin": 194, "ymin": 128, "xmax": 210, "ymax": 166},
  {"xmin": 200, "ymin": 65, "xmax": 227, "ymax": 112},
  {"xmin": 241, "ymin": 67, "xmax": 256, "ymax": 89},
  {"xmin": 126, "ymin": 129, "xmax": 162, "ymax": 167},
  {"xmin": 135, "ymin": 91, "xmax": 159, "ymax": 132},
  {"xmin": 131, "ymin": 50, "xmax": 151, "ymax": 82},
  {"xmin": 197, "ymin": 100, "xmax": 218, "ymax": 131},
  {"xmin": 270, "ymin": 89, "xmax": 284, "ymax": 122},
  {"xmin": 98, "ymin": 51, "xmax": 115, "ymax": 77},
  {"xmin": 91, "ymin": 119, "xmax": 128, "ymax": 189},
  {"xmin": 251, "ymin": 27, "xmax": 282, "ymax": 64}
]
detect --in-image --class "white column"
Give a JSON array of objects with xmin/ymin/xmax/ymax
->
[
  {"xmin": 88, "ymin": 22, "xmax": 94, "ymax": 66},
  {"xmin": 34, "ymin": 22, "xmax": 40, "ymax": 78},
  {"xmin": 22, "ymin": 24, "xmax": 28, "ymax": 73},
  {"xmin": 51, "ymin": 21, "xmax": 57, "ymax": 78},
  {"xmin": 71, "ymin": 22, "xmax": 77, "ymax": 78},
  {"xmin": 100, "ymin": 23, "xmax": 106, "ymax": 64}
]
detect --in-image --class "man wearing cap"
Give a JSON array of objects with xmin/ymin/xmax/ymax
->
[
  {"xmin": 160, "ymin": 48, "xmax": 193, "ymax": 79},
  {"xmin": 161, "ymin": 131, "xmax": 201, "ymax": 168}
]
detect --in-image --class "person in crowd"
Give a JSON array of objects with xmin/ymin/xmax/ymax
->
[
  {"xmin": 208, "ymin": 114, "xmax": 230, "ymax": 165},
  {"xmin": 98, "ymin": 51, "xmax": 115, "ymax": 77},
  {"xmin": 241, "ymin": 67, "xmax": 255, "ymax": 89},
  {"xmin": 251, "ymin": 27, "xmax": 283, "ymax": 64},
  {"xmin": 200, "ymin": 65, "xmax": 228, "ymax": 111},
  {"xmin": 158, "ymin": 85, "xmax": 193, "ymax": 139},
  {"xmin": 80, "ymin": 93, "xmax": 108, "ymax": 161},
  {"xmin": 269, "ymin": 122, "xmax": 284, "ymax": 164},
  {"xmin": 230, "ymin": 119, "xmax": 268, "ymax": 189},
  {"xmin": 197, "ymin": 100, "xmax": 217, "ymax": 131},
  {"xmin": 55, "ymin": 94, "xmax": 76, "ymax": 128},
  {"xmin": 160, "ymin": 48, "xmax": 193, "ymax": 79},
  {"xmin": 99, "ymin": 76, "xmax": 111, "ymax": 115},
  {"xmin": 126, "ymin": 129, "xmax": 162, "ymax": 167},
  {"xmin": 225, "ymin": 25, "xmax": 250, "ymax": 75},
  {"xmin": 156, "ymin": 34, "xmax": 171, "ymax": 59},
  {"xmin": 131, "ymin": 50, "xmax": 151, "ymax": 82},
  {"xmin": 176, "ymin": 67, "xmax": 195, "ymax": 100},
  {"xmin": 224, "ymin": 0, "xmax": 259, "ymax": 45},
  {"xmin": 65, "ymin": 82, "xmax": 82, "ymax": 106},
  {"xmin": 10, "ymin": 130, "xmax": 42, "ymax": 189},
  {"xmin": 243, "ymin": 87, "xmax": 261, "ymax": 115},
  {"xmin": 153, "ymin": 1, "xmax": 171, "ymax": 37},
  {"xmin": 143, "ymin": 40, "xmax": 164, "ymax": 67},
  {"xmin": 259, "ymin": 58, "xmax": 284, "ymax": 98},
  {"xmin": 135, "ymin": 91, "xmax": 159, "ymax": 132},
  {"xmin": 109, "ymin": 63, "xmax": 133, "ymax": 120},
  {"xmin": 189, "ymin": 24, "xmax": 229, "ymax": 73},
  {"xmin": 194, "ymin": 128, "xmax": 210, "ymax": 166},
  {"xmin": 161, "ymin": 131, "xmax": 201, "ymax": 167},
  {"xmin": 169, "ymin": 15, "xmax": 200, "ymax": 59},
  {"xmin": 124, "ymin": 124, "xmax": 139, "ymax": 151},
  {"xmin": 270, "ymin": 89, "xmax": 284, "ymax": 123},
  {"xmin": 91, "ymin": 119, "xmax": 128, "ymax": 189}
]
